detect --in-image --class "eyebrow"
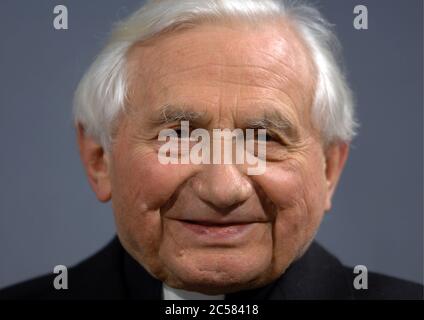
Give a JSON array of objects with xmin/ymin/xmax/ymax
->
[
  {"xmin": 151, "ymin": 104, "xmax": 300, "ymax": 142},
  {"xmin": 151, "ymin": 104, "xmax": 206, "ymax": 125},
  {"xmin": 245, "ymin": 110, "xmax": 301, "ymax": 143}
]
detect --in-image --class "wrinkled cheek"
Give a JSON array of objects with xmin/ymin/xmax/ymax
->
[
  {"xmin": 110, "ymin": 184, "xmax": 163, "ymax": 275},
  {"xmin": 117, "ymin": 152, "xmax": 196, "ymax": 212},
  {"xmin": 272, "ymin": 199, "xmax": 312, "ymax": 264},
  {"xmin": 110, "ymin": 151, "xmax": 196, "ymax": 276},
  {"xmin": 251, "ymin": 162, "xmax": 326, "ymax": 272},
  {"xmin": 252, "ymin": 163, "xmax": 304, "ymax": 211}
]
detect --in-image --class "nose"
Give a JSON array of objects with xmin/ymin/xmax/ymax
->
[{"xmin": 191, "ymin": 164, "xmax": 254, "ymax": 210}]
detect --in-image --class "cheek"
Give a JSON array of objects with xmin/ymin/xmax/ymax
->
[
  {"xmin": 113, "ymin": 150, "xmax": 195, "ymax": 212},
  {"xmin": 254, "ymin": 151, "xmax": 327, "ymax": 213},
  {"xmin": 110, "ymin": 148, "xmax": 197, "ymax": 274},
  {"xmin": 252, "ymin": 153, "xmax": 328, "ymax": 269}
]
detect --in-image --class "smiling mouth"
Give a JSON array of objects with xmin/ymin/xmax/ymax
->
[
  {"xmin": 179, "ymin": 220, "xmax": 252, "ymax": 227},
  {"xmin": 176, "ymin": 219, "xmax": 257, "ymax": 238}
]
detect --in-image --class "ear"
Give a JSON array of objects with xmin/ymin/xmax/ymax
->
[
  {"xmin": 76, "ymin": 124, "xmax": 112, "ymax": 202},
  {"xmin": 324, "ymin": 142, "xmax": 350, "ymax": 212}
]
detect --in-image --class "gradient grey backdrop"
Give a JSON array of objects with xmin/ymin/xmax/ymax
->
[{"xmin": 0, "ymin": 0, "xmax": 422, "ymax": 289}]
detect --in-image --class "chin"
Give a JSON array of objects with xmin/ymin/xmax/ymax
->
[{"xmin": 159, "ymin": 251, "xmax": 276, "ymax": 295}]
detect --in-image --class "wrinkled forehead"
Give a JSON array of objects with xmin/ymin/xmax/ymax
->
[{"xmin": 125, "ymin": 19, "xmax": 316, "ymax": 126}]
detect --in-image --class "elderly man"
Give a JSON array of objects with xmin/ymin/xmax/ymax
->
[{"xmin": 1, "ymin": 0, "xmax": 422, "ymax": 300}]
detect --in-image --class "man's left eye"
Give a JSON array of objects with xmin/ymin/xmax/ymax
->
[
  {"xmin": 264, "ymin": 134, "xmax": 276, "ymax": 142},
  {"xmin": 255, "ymin": 132, "xmax": 276, "ymax": 142}
]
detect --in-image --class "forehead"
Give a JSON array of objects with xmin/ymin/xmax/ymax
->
[{"xmin": 125, "ymin": 20, "xmax": 316, "ymax": 124}]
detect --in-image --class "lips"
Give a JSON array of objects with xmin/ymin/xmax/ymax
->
[
  {"xmin": 176, "ymin": 219, "xmax": 256, "ymax": 238},
  {"xmin": 179, "ymin": 219, "xmax": 253, "ymax": 226}
]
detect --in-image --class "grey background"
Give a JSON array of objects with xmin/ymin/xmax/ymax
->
[{"xmin": 0, "ymin": 0, "xmax": 422, "ymax": 289}]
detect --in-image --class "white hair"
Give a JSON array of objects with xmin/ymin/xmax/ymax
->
[{"xmin": 73, "ymin": 0, "xmax": 357, "ymax": 150}]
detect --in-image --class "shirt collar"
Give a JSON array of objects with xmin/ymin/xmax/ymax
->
[{"xmin": 162, "ymin": 284, "xmax": 224, "ymax": 300}]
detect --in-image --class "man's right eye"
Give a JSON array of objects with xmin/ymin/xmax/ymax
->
[{"xmin": 172, "ymin": 127, "xmax": 193, "ymax": 138}]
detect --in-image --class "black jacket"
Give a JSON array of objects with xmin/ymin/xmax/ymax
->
[{"xmin": 0, "ymin": 237, "xmax": 422, "ymax": 300}]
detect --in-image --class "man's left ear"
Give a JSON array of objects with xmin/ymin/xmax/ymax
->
[{"xmin": 324, "ymin": 142, "xmax": 350, "ymax": 212}]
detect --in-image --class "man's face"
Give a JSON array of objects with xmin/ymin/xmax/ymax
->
[{"xmin": 102, "ymin": 21, "xmax": 337, "ymax": 294}]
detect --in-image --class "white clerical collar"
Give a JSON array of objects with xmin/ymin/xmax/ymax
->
[{"xmin": 162, "ymin": 283, "xmax": 225, "ymax": 300}]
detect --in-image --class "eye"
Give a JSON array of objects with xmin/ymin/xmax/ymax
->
[
  {"xmin": 264, "ymin": 133, "xmax": 276, "ymax": 142},
  {"xmin": 174, "ymin": 128, "xmax": 183, "ymax": 138},
  {"xmin": 172, "ymin": 125, "xmax": 193, "ymax": 138},
  {"xmin": 254, "ymin": 131, "xmax": 276, "ymax": 142}
]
